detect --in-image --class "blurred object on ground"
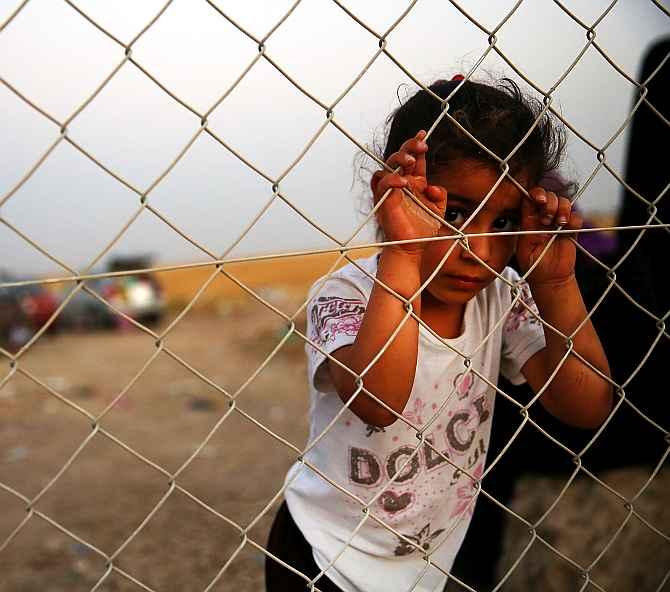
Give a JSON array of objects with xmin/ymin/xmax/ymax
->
[
  {"xmin": 56, "ymin": 278, "xmax": 118, "ymax": 332},
  {"xmin": 106, "ymin": 256, "xmax": 165, "ymax": 326},
  {"xmin": 57, "ymin": 255, "xmax": 165, "ymax": 331},
  {"xmin": 0, "ymin": 270, "xmax": 59, "ymax": 351}
]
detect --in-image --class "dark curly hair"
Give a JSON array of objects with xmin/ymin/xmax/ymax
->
[{"xmin": 380, "ymin": 77, "xmax": 567, "ymax": 187}]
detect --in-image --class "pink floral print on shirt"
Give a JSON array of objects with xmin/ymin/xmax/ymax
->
[
  {"xmin": 310, "ymin": 296, "xmax": 365, "ymax": 344},
  {"xmin": 449, "ymin": 462, "xmax": 484, "ymax": 519},
  {"xmin": 504, "ymin": 281, "xmax": 540, "ymax": 333},
  {"xmin": 402, "ymin": 397, "xmax": 427, "ymax": 426}
]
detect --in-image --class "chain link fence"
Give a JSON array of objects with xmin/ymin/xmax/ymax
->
[{"xmin": 1, "ymin": 1, "xmax": 669, "ymax": 591}]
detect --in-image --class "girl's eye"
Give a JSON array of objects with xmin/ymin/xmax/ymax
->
[
  {"xmin": 444, "ymin": 208, "xmax": 466, "ymax": 228},
  {"xmin": 493, "ymin": 216, "xmax": 520, "ymax": 232}
]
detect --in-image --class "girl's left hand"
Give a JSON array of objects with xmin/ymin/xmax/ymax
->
[{"xmin": 516, "ymin": 187, "xmax": 583, "ymax": 285}]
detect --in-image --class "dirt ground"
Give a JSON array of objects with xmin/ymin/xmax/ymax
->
[
  {"xmin": 1, "ymin": 293, "xmax": 668, "ymax": 591},
  {"xmin": 0, "ymin": 298, "xmax": 311, "ymax": 592}
]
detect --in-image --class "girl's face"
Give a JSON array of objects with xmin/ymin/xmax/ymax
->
[{"xmin": 422, "ymin": 159, "xmax": 528, "ymax": 305}]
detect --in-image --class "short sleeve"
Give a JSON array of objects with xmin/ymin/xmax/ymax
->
[
  {"xmin": 500, "ymin": 273, "xmax": 546, "ymax": 385},
  {"xmin": 305, "ymin": 276, "xmax": 368, "ymax": 394}
]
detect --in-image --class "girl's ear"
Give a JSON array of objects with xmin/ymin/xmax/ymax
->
[
  {"xmin": 370, "ymin": 172, "xmax": 385, "ymax": 228},
  {"xmin": 370, "ymin": 171, "xmax": 383, "ymax": 201}
]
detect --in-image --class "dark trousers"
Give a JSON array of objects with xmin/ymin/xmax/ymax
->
[{"xmin": 265, "ymin": 501, "xmax": 343, "ymax": 592}]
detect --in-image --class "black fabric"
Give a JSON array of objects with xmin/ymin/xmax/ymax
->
[
  {"xmin": 618, "ymin": 37, "xmax": 670, "ymax": 317},
  {"xmin": 265, "ymin": 501, "xmax": 343, "ymax": 592}
]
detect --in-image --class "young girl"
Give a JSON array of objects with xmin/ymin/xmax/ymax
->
[{"xmin": 265, "ymin": 77, "xmax": 613, "ymax": 592}]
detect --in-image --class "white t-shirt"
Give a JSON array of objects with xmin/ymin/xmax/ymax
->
[{"xmin": 284, "ymin": 254, "xmax": 545, "ymax": 592}]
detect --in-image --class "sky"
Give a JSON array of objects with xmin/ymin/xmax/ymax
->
[{"xmin": 1, "ymin": 0, "xmax": 668, "ymax": 277}]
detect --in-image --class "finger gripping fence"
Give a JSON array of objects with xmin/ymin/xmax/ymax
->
[{"xmin": 0, "ymin": 2, "xmax": 669, "ymax": 592}]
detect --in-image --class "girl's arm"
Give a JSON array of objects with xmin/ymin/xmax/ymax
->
[
  {"xmin": 329, "ymin": 249, "xmax": 422, "ymax": 427},
  {"xmin": 328, "ymin": 132, "xmax": 447, "ymax": 427},
  {"xmin": 518, "ymin": 188, "xmax": 613, "ymax": 429},
  {"xmin": 522, "ymin": 276, "xmax": 612, "ymax": 428}
]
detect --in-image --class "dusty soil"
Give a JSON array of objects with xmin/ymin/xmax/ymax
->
[
  {"xmin": 496, "ymin": 468, "xmax": 670, "ymax": 592},
  {"xmin": 0, "ymin": 299, "xmax": 311, "ymax": 592}
]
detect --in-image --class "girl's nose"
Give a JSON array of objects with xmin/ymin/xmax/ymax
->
[{"xmin": 460, "ymin": 234, "xmax": 491, "ymax": 264}]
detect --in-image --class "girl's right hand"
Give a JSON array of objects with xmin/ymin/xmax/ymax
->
[{"xmin": 371, "ymin": 131, "xmax": 447, "ymax": 257}]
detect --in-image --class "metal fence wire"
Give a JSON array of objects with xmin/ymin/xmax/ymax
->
[{"xmin": 1, "ymin": 1, "xmax": 669, "ymax": 591}]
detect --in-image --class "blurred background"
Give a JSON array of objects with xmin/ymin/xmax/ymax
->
[{"xmin": 1, "ymin": 1, "xmax": 669, "ymax": 591}]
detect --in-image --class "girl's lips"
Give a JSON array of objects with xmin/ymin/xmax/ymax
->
[{"xmin": 444, "ymin": 274, "xmax": 488, "ymax": 289}]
